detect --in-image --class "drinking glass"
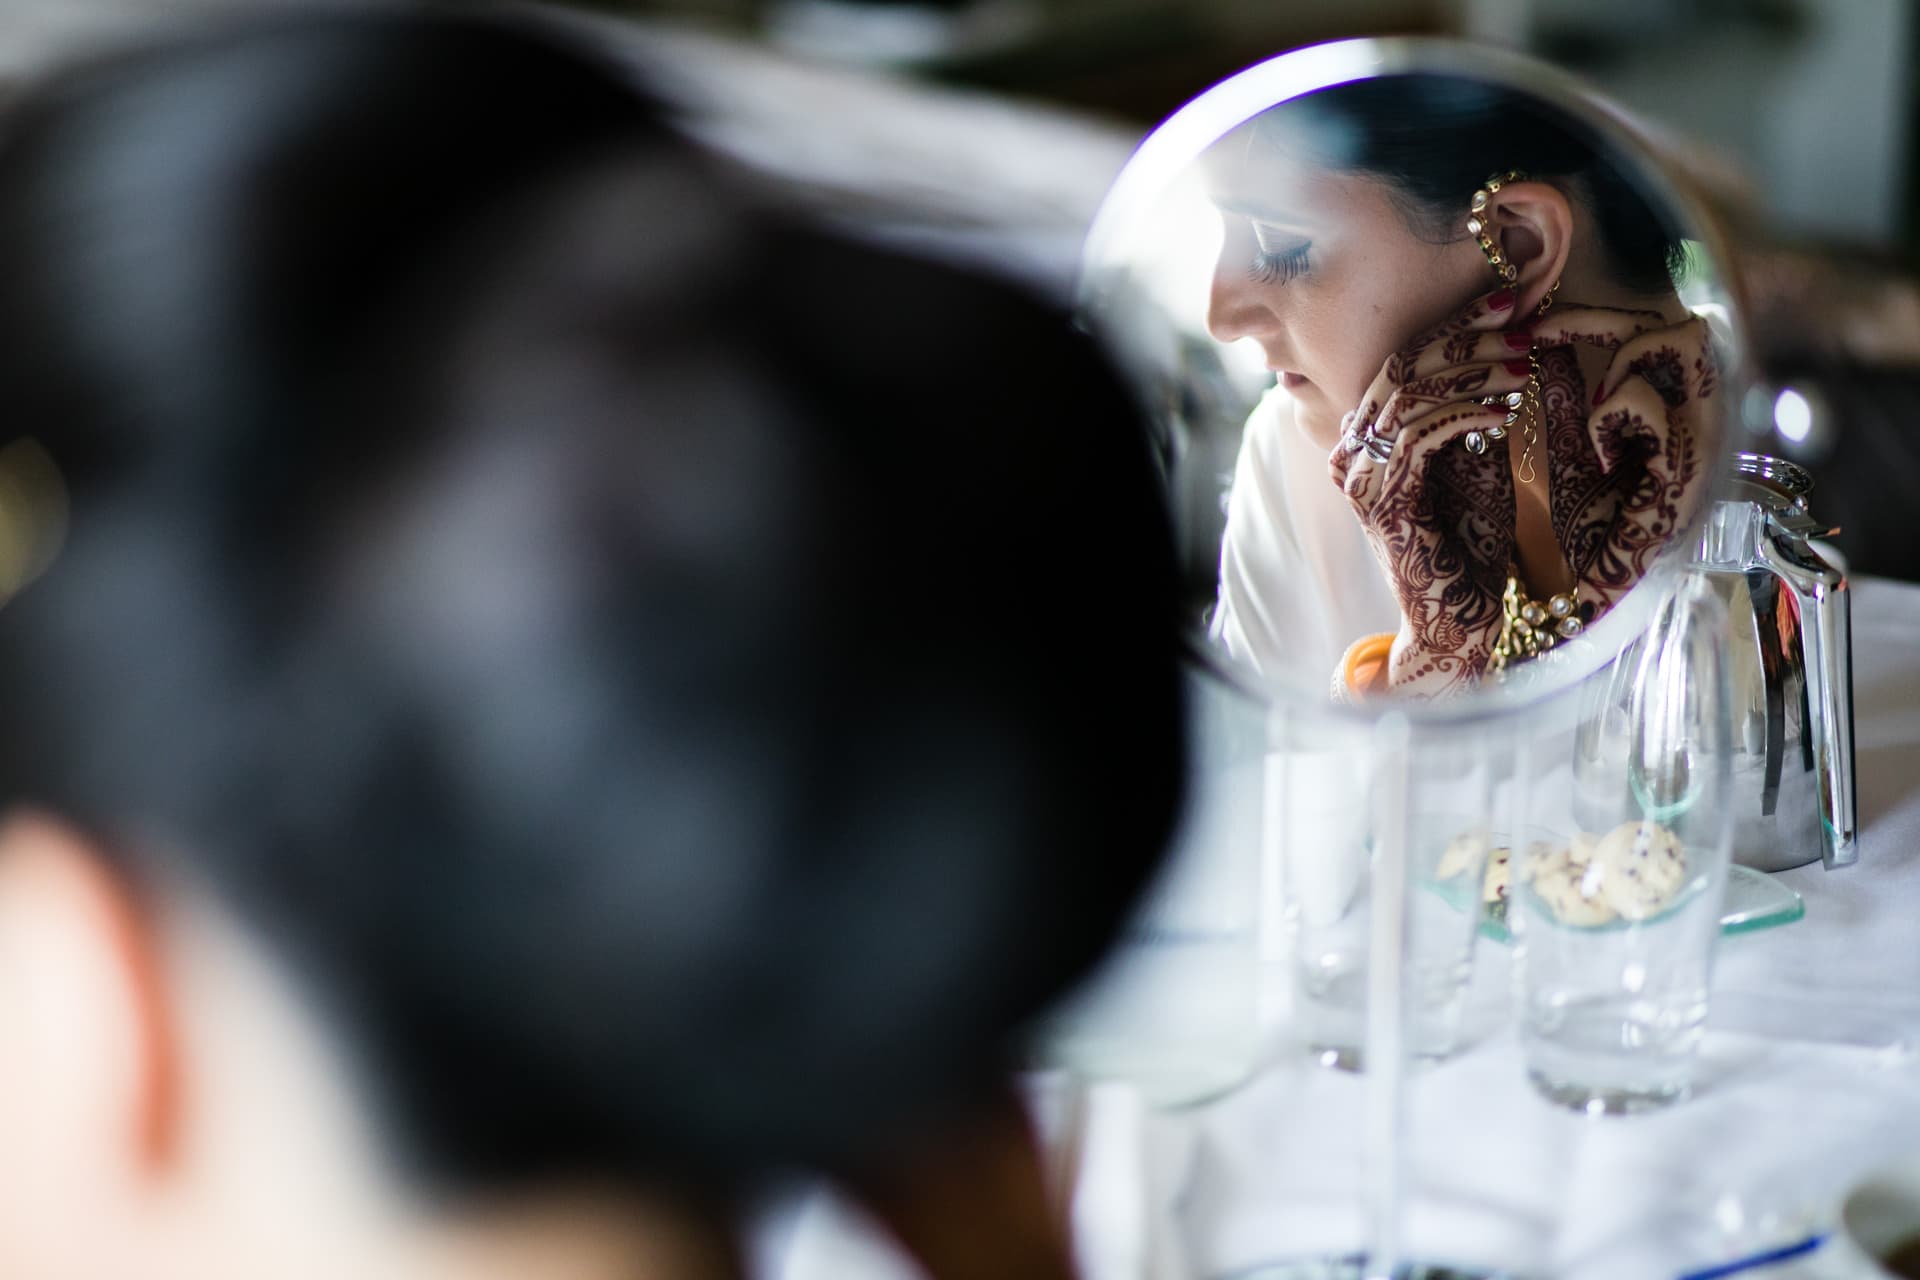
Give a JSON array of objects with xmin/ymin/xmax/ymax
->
[
  {"xmin": 1035, "ymin": 661, "xmax": 1270, "ymax": 1107},
  {"xmin": 1274, "ymin": 714, "xmax": 1498, "ymax": 1068},
  {"xmin": 1513, "ymin": 575, "xmax": 1735, "ymax": 1113}
]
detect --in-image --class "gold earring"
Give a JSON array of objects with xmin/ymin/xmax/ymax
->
[
  {"xmin": 1535, "ymin": 278, "xmax": 1562, "ymax": 317},
  {"xmin": 1468, "ymin": 170, "xmax": 1524, "ymax": 282},
  {"xmin": 1467, "ymin": 173, "xmax": 1554, "ymax": 473}
]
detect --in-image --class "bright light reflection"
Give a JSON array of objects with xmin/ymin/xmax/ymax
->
[{"xmin": 1773, "ymin": 387, "xmax": 1813, "ymax": 443}]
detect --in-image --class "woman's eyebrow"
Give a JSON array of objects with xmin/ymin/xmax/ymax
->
[{"xmin": 1213, "ymin": 198, "xmax": 1312, "ymax": 228}]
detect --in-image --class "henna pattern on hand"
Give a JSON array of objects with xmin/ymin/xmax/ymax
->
[
  {"xmin": 1329, "ymin": 301, "xmax": 1527, "ymax": 697},
  {"xmin": 1624, "ymin": 346, "xmax": 1688, "ymax": 408},
  {"xmin": 1546, "ymin": 320, "xmax": 1716, "ymax": 618},
  {"xmin": 1328, "ymin": 303, "xmax": 1717, "ymax": 699}
]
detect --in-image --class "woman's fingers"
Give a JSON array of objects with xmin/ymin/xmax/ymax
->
[
  {"xmin": 1337, "ymin": 356, "xmax": 1523, "ymax": 513},
  {"xmin": 1586, "ymin": 316, "xmax": 1713, "ymax": 473},
  {"xmin": 1588, "ymin": 378, "xmax": 1668, "ymax": 476},
  {"xmin": 1356, "ymin": 288, "xmax": 1527, "ymax": 410},
  {"xmin": 1338, "ymin": 444, "xmax": 1386, "ymax": 512},
  {"xmin": 1383, "ymin": 356, "xmax": 1531, "ymax": 418},
  {"xmin": 1585, "ymin": 314, "xmax": 1714, "ymax": 413},
  {"xmin": 1400, "ymin": 328, "xmax": 1538, "ymax": 383},
  {"xmin": 1397, "ymin": 287, "xmax": 1527, "ymax": 370},
  {"xmin": 1528, "ymin": 304, "xmax": 1671, "ymax": 354},
  {"xmin": 1446, "ymin": 286, "xmax": 1527, "ymax": 335},
  {"xmin": 1328, "ymin": 408, "xmax": 1380, "ymax": 495},
  {"xmin": 1329, "ymin": 410, "xmax": 1360, "ymax": 487},
  {"xmin": 1353, "ymin": 360, "xmax": 1527, "ymax": 464},
  {"xmin": 1340, "ymin": 401, "xmax": 1509, "ymax": 513},
  {"xmin": 1391, "ymin": 401, "xmax": 1512, "ymax": 473}
]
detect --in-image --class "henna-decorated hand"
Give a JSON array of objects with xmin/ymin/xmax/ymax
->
[
  {"xmin": 1329, "ymin": 288, "xmax": 1533, "ymax": 696},
  {"xmin": 1530, "ymin": 307, "xmax": 1717, "ymax": 617}
]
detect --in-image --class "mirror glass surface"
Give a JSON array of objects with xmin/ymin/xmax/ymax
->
[{"xmin": 1080, "ymin": 40, "xmax": 1748, "ymax": 714}]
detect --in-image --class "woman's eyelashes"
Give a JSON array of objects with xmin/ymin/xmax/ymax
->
[{"xmin": 1249, "ymin": 230, "xmax": 1311, "ymax": 284}]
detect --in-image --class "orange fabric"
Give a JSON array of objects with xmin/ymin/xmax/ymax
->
[{"xmin": 1341, "ymin": 632, "xmax": 1395, "ymax": 701}]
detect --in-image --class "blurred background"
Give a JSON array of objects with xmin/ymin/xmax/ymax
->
[{"xmin": 5, "ymin": 0, "xmax": 1916, "ymax": 577}]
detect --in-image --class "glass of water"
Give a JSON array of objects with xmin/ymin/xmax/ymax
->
[
  {"xmin": 1035, "ymin": 661, "xmax": 1269, "ymax": 1106},
  {"xmin": 1514, "ymin": 575, "xmax": 1735, "ymax": 1113},
  {"xmin": 1275, "ymin": 713, "xmax": 1498, "ymax": 1068}
]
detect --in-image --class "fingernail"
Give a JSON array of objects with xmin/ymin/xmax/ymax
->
[
  {"xmin": 1489, "ymin": 289, "xmax": 1516, "ymax": 311},
  {"xmin": 1503, "ymin": 330, "xmax": 1533, "ymax": 351},
  {"xmin": 1505, "ymin": 358, "xmax": 1531, "ymax": 376}
]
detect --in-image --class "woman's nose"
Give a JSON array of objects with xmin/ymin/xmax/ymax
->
[
  {"xmin": 1207, "ymin": 232, "xmax": 1273, "ymax": 345},
  {"xmin": 1207, "ymin": 267, "xmax": 1268, "ymax": 344}
]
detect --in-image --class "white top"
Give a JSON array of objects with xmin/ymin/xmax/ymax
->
[{"xmin": 1207, "ymin": 386, "xmax": 1400, "ymax": 688}]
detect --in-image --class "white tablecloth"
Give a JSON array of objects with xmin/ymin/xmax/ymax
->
[{"xmin": 772, "ymin": 575, "xmax": 1920, "ymax": 1280}]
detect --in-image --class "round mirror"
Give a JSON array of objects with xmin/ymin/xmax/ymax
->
[{"xmin": 1080, "ymin": 39, "xmax": 1748, "ymax": 713}]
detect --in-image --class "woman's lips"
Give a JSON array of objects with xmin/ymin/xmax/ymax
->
[{"xmin": 1279, "ymin": 371, "xmax": 1309, "ymax": 390}]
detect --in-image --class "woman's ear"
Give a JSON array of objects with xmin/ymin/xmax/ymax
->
[
  {"xmin": 0, "ymin": 810, "xmax": 181, "ymax": 1199},
  {"xmin": 1488, "ymin": 180, "xmax": 1574, "ymax": 316}
]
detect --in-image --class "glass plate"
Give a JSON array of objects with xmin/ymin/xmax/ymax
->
[{"xmin": 1464, "ymin": 864, "xmax": 1803, "ymax": 944}]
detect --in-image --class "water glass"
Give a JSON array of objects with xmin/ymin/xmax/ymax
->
[
  {"xmin": 1036, "ymin": 663, "xmax": 1268, "ymax": 1106},
  {"xmin": 1273, "ymin": 714, "xmax": 1497, "ymax": 1067},
  {"xmin": 1514, "ymin": 576, "xmax": 1734, "ymax": 1112}
]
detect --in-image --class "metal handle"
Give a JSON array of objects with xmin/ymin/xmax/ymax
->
[{"xmin": 1757, "ymin": 516, "xmax": 1858, "ymax": 868}]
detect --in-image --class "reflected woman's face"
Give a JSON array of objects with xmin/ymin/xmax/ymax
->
[{"xmin": 1204, "ymin": 138, "xmax": 1491, "ymax": 449}]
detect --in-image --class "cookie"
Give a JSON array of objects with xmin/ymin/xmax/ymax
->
[
  {"xmin": 1435, "ymin": 832, "xmax": 1486, "ymax": 881},
  {"xmin": 1481, "ymin": 845, "xmax": 1512, "ymax": 904},
  {"xmin": 1589, "ymin": 819, "xmax": 1689, "ymax": 921},
  {"xmin": 1531, "ymin": 855, "xmax": 1617, "ymax": 927},
  {"xmin": 1516, "ymin": 839, "xmax": 1558, "ymax": 884}
]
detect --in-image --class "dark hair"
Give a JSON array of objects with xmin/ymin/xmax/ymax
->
[
  {"xmin": 0, "ymin": 12, "xmax": 1184, "ymax": 1193},
  {"xmin": 1267, "ymin": 73, "xmax": 1687, "ymax": 295}
]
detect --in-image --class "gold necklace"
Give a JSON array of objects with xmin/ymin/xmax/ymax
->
[
  {"xmin": 1489, "ymin": 570, "xmax": 1587, "ymax": 672},
  {"xmin": 1517, "ymin": 349, "xmax": 1542, "ymax": 484},
  {"xmin": 1516, "ymin": 279, "xmax": 1559, "ymax": 483}
]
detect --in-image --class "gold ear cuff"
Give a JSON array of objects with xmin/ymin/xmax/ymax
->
[{"xmin": 1469, "ymin": 170, "xmax": 1525, "ymax": 282}]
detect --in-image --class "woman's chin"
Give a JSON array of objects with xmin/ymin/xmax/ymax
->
[{"xmin": 1292, "ymin": 402, "xmax": 1345, "ymax": 451}]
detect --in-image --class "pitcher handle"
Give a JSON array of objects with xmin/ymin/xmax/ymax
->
[{"xmin": 1757, "ymin": 517, "xmax": 1858, "ymax": 869}]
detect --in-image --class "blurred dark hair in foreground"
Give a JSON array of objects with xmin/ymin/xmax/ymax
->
[{"xmin": 0, "ymin": 5, "xmax": 1183, "ymax": 1200}]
